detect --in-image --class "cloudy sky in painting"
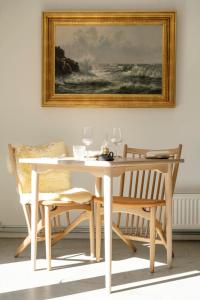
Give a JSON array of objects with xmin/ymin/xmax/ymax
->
[{"xmin": 56, "ymin": 25, "xmax": 162, "ymax": 64}]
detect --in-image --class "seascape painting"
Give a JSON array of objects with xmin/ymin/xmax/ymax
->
[
  {"xmin": 55, "ymin": 25, "xmax": 163, "ymax": 95},
  {"xmin": 43, "ymin": 11, "xmax": 176, "ymax": 107}
]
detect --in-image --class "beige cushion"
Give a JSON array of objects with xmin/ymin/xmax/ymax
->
[
  {"xmin": 20, "ymin": 187, "xmax": 92, "ymax": 205},
  {"xmin": 15, "ymin": 141, "xmax": 71, "ymax": 193},
  {"xmin": 56, "ymin": 187, "xmax": 92, "ymax": 204}
]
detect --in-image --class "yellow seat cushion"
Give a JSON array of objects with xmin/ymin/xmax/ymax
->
[
  {"xmin": 55, "ymin": 187, "xmax": 92, "ymax": 204},
  {"xmin": 20, "ymin": 188, "xmax": 92, "ymax": 205},
  {"xmin": 15, "ymin": 141, "xmax": 71, "ymax": 193}
]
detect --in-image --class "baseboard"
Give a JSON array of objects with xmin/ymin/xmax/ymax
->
[
  {"xmin": 172, "ymin": 230, "xmax": 200, "ymax": 240},
  {"xmin": 0, "ymin": 225, "xmax": 200, "ymax": 240},
  {"xmin": 0, "ymin": 225, "xmax": 90, "ymax": 239}
]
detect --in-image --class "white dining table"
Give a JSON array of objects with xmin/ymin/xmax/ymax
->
[{"xmin": 19, "ymin": 156, "xmax": 183, "ymax": 294}]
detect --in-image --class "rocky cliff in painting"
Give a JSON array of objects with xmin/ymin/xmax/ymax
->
[{"xmin": 55, "ymin": 46, "xmax": 79, "ymax": 77}]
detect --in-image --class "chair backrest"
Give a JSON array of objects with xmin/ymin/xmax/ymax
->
[
  {"xmin": 118, "ymin": 144, "xmax": 182, "ymax": 234},
  {"xmin": 8, "ymin": 144, "xmax": 22, "ymax": 194},
  {"xmin": 8, "ymin": 142, "xmax": 71, "ymax": 195}
]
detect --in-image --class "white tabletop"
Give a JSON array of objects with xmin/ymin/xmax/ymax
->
[{"xmin": 19, "ymin": 156, "xmax": 183, "ymax": 166}]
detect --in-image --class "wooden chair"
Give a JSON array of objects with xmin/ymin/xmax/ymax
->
[
  {"xmin": 94, "ymin": 144, "xmax": 182, "ymax": 272},
  {"xmin": 8, "ymin": 143, "xmax": 94, "ymax": 270}
]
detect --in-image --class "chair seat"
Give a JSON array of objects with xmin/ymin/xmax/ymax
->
[
  {"xmin": 20, "ymin": 187, "xmax": 92, "ymax": 205},
  {"xmin": 94, "ymin": 196, "xmax": 165, "ymax": 207}
]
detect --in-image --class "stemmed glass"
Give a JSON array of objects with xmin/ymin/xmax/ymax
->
[
  {"xmin": 82, "ymin": 126, "xmax": 93, "ymax": 158},
  {"xmin": 110, "ymin": 128, "xmax": 122, "ymax": 157}
]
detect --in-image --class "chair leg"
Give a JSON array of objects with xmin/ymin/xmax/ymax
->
[
  {"xmin": 45, "ymin": 206, "xmax": 51, "ymax": 271},
  {"xmin": 96, "ymin": 203, "xmax": 102, "ymax": 262},
  {"xmin": 112, "ymin": 222, "xmax": 137, "ymax": 253},
  {"xmin": 15, "ymin": 236, "xmax": 31, "ymax": 257},
  {"xmin": 15, "ymin": 204, "xmax": 32, "ymax": 257},
  {"xmin": 150, "ymin": 207, "xmax": 156, "ymax": 273},
  {"xmin": 89, "ymin": 202, "xmax": 95, "ymax": 259}
]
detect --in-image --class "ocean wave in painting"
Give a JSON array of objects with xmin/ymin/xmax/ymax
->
[{"xmin": 55, "ymin": 63, "xmax": 162, "ymax": 94}]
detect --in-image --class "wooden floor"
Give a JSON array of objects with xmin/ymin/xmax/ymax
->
[{"xmin": 0, "ymin": 238, "xmax": 200, "ymax": 299}]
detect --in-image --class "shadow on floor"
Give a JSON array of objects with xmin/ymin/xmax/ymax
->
[
  {"xmin": 0, "ymin": 239, "xmax": 200, "ymax": 299},
  {"xmin": 0, "ymin": 267, "xmax": 200, "ymax": 299}
]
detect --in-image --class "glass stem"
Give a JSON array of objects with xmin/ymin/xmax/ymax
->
[
  {"xmin": 115, "ymin": 144, "xmax": 118, "ymax": 157},
  {"xmin": 86, "ymin": 146, "xmax": 89, "ymax": 159}
]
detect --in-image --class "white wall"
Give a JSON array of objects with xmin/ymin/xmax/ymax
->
[{"xmin": 0, "ymin": 0, "xmax": 200, "ymax": 226}]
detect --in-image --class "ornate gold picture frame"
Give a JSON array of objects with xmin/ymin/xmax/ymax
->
[{"xmin": 42, "ymin": 11, "xmax": 176, "ymax": 107}]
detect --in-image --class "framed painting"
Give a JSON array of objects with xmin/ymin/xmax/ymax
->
[{"xmin": 42, "ymin": 11, "xmax": 176, "ymax": 107}]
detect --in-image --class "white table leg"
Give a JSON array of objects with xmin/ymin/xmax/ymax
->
[
  {"xmin": 95, "ymin": 176, "xmax": 102, "ymax": 197},
  {"xmin": 95, "ymin": 176, "xmax": 102, "ymax": 262},
  {"xmin": 31, "ymin": 165, "xmax": 39, "ymax": 271},
  {"xmin": 103, "ymin": 174, "xmax": 113, "ymax": 294},
  {"xmin": 165, "ymin": 164, "xmax": 173, "ymax": 268}
]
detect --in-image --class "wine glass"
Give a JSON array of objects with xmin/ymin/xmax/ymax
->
[
  {"xmin": 82, "ymin": 126, "xmax": 93, "ymax": 158},
  {"xmin": 110, "ymin": 128, "xmax": 122, "ymax": 157}
]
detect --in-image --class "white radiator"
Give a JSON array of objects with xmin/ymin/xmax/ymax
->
[{"xmin": 173, "ymin": 194, "xmax": 200, "ymax": 230}]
